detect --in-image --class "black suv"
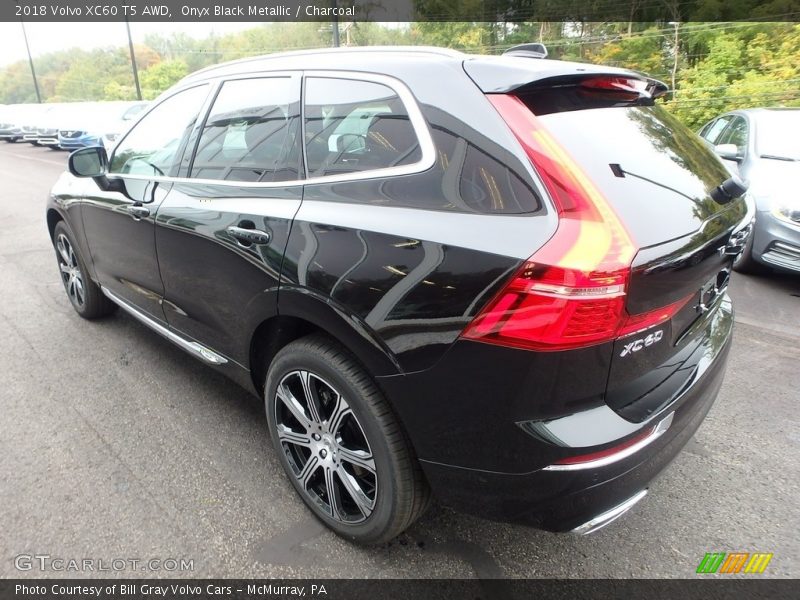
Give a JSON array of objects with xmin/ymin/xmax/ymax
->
[{"xmin": 47, "ymin": 46, "xmax": 749, "ymax": 544}]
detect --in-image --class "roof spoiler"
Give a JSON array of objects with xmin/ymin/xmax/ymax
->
[{"xmin": 503, "ymin": 43, "xmax": 548, "ymax": 59}]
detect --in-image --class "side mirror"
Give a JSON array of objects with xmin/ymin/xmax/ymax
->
[
  {"xmin": 710, "ymin": 174, "xmax": 749, "ymax": 205},
  {"xmin": 68, "ymin": 145, "xmax": 125, "ymax": 193},
  {"xmin": 68, "ymin": 146, "xmax": 108, "ymax": 178},
  {"xmin": 714, "ymin": 143, "xmax": 742, "ymax": 162}
]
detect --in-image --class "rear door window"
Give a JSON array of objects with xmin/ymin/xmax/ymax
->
[
  {"xmin": 190, "ymin": 76, "xmax": 302, "ymax": 182},
  {"xmin": 303, "ymin": 77, "xmax": 421, "ymax": 177}
]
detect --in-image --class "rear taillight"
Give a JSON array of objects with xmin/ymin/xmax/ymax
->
[{"xmin": 461, "ymin": 94, "xmax": 674, "ymax": 351}]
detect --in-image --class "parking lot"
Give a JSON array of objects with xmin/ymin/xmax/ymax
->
[{"xmin": 0, "ymin": 140, "xmax": 797, "ymax": 579}]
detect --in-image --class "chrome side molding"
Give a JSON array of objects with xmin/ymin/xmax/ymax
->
[{"xmin": 100, "ymin": 286, "xmax": 228, "ymax": 366}]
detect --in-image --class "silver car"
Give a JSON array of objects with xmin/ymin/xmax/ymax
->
[{"xmin": 699, "ymin": 108, "xmax": 800, "ymax": 274}]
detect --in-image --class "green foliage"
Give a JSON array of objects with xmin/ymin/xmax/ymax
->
[
  {"xmin": 666, "ymin": 24, "xmax": 800, "ymax": 128},
  {"xmin": 139, "ymin": 60, "xmax": 189, "ymax": 99},
  {"xmin": 584, "ymin": 27, "xmax": 670, "ymax": 77}
]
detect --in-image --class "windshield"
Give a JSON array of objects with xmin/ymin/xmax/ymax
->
[{"xmin": 756, "ymin": 111, "xmax": 800, "ymax": 160}]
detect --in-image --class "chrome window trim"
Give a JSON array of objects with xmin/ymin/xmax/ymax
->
[{"xmin": 107, "ymin": 70, "xmax": 436, "ymax": 190}]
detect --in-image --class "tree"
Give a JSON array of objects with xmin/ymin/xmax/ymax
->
[{"xmin": 139, "ymin": 60, "xmax": 189, "ymax": 99}]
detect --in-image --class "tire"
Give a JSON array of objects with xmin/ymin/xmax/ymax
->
[
  {"xmin": 265, "ymin": 334, "xmax": 430, "ymax": 544},
  {"xmin": 52, "ymin": 221, "xmax": 116, "ymax": 319},
  {"xmin": 732, "ymin": 228, "xmax": 764, "ymax": 274}
]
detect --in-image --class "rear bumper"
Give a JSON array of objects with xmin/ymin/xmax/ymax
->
[
  {"xmin": 379, "ymin": 297, "xmax": 733, "ymax": 532},
  {"xmin": 420, "ymin": 338, "xmax": 727, "ymax": 531}
]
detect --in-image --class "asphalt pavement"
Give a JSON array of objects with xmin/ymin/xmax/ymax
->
[{"xmin": 0, "ymin": 141, "xmax": 797, "ymax": 578}]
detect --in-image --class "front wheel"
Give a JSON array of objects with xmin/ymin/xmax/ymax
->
[
  {"xmin": 265, "ymin": 335, "xmax": 430, "ymax": 544},
  {"xmin": 52, "ymin": 221, "xmax": 116, "ymax": 319},
  {"xmin": 732, "ymin": 227, "xmax": 764, "ymax": 274}
]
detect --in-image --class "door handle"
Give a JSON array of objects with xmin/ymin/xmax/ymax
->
[
  {"xmin": 127, "ymin": 205, "xmax": 150, "ymax": 220},
  {"xmin": 227, "ymin": 226, "xmax": 271, "ymax": 246}
]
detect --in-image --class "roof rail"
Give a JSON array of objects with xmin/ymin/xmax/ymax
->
[{"xmin": 503, "ymin": 43, "xmax": 548, "ymax": 59}]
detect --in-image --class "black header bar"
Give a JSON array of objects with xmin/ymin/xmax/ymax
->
[{"xmin": 4, "ymin": 0, "xmax": 800, "ymax": 23}]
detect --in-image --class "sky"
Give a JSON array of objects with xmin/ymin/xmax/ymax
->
[{"xmin": 0, "ymin": 22, "xmax": 259, "ymax": 67}]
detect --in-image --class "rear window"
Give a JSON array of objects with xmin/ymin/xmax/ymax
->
[{"xmin": 521, "ymin": 100, "xmax": 733, "ymax": 246}]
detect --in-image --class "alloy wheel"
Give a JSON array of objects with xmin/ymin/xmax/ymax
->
[
  {"xmin": 56, "ymin": 233, "xmax": 85, "ymax": 308},
  {"xmin": 274, "ymin": 370, "xmax": 377, "ymax": 524}
]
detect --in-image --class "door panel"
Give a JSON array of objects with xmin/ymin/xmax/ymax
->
[
  {"xmin": 80, "ymin": 84, "xmax": 211, "ymax": 321},
  {"xmin": 155, "ymin": 74, "xmax": 303, "ymax": 364},
  {"xmin": 155, "ymin": 186, "xmax": 300, "ymax": 365},
  {"xmin": 81, "ymin": 182, "xmax": 171, "ymax": 320}
]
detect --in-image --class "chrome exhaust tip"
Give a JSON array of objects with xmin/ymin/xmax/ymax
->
[{"xmin": 571, "ymin": 489, "xmax": 648, "ymax": 535}]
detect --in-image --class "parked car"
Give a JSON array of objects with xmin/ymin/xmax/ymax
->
[
  {"xmin": 47, "ymin": 46, "xmax": 750, "ymax": 544},
  {"xmin": 1, "ymin": 104, "xmax": 44, "ymax": 143},
  {"xmin": 699, "ymin": 108, "xmax": 800, "ymax": 274},
  {"xmin": 19, "ymin": 103, "xmax": 65, "ymax": 145},
  {"xmin": 29, "ymin": 103, "xmax": 77, "ymax": 148},
  {"xmin": 0, "ymin": 104, "xmax": 26, "ymax": 142},
  {"xmin": 58, "ymin": 101, "xmax": 148, "ymax": 151}
]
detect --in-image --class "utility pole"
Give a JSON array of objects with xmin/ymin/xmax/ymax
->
[
  {"xmin": 670, "ymin": 21, "xmax": 680, "ymax": 94},
  {"xmin": 331, "ymin": 0, "xmax": 340, "ymax": 47},
  {"xmin": 125, "ymin": 19, "xmax": 143, "ymax": 100},
  {"xmin": 20, "ymin": 21, "xmax": 41, "ymax": 103}
]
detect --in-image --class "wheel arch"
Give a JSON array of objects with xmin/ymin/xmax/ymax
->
[
  {"xmin": 46, "ymin": 208, "xmax": 64, "ymax": 241},
  {"xmin": 248, "ymin": 287, "xmax": 402, "ymax": 397}
]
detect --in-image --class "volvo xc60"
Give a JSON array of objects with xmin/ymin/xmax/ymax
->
[{"xmin": 47, "ymin": 46, "xmax": 750, "ymax": 544}]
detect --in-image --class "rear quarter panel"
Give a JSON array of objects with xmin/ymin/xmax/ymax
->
[{"xmin": 282, "ymin": 62, "xmax": 558, "ymax": 373}]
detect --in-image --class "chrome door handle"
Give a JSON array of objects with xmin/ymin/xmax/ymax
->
[
  {"xmin": 227, "ymin": 226, "xmax": 271, "ymax": 245},
  {"xmin": 127, "ymin": 205, "xmax": 150, "ymax": 220}
]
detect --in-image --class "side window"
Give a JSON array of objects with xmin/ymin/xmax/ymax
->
[
  {"xmin": 190, "ymin": 77, "xmax": 302, "ymax": 182},
  {"xmin": 304, "ymin": 77, "xmax": 421, "ymax": 177},
  {"xmin": 717, "ymin": 116, "xmax": 748, "ymax": 154},
  {"xmin": 701, "ymin": 116, "xmax": 731, "ymax": 144},
  {"xmin": 110, "ymin": 86, "xmax": 209, "ymax": 176}
]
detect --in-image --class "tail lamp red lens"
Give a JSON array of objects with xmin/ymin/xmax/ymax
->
[{"xmin": 461, "ymin": 94, "xmax": 683, "ymax": 351}]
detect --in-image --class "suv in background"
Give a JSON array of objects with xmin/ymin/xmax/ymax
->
[
  {"xmin": 48, "ymin": 46, "xmax": 749, "ymax": 544},
  {"xmin": 699, "ymin": 108, "xmax": 800, "ymax": 273}
]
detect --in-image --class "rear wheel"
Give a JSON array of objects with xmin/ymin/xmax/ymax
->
[
  {"xmin": 52, "ymin": 221, "xmax": 116, "ymax": 319},
  {"xmin": 265, "ymin": 334, "xmax": 430, "ymax": 544}
]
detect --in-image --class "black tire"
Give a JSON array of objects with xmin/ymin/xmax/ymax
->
[
  {"xmin": 52, "ymin": 221, "xmax": 116, "ymax": 319},
  {"xmin": 732, "ymin": 228, "xmax": 764, "ymax": 274},
  {"xmin": 265, "ymin": 334, "xmax": 430, "ymax": 544}
]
